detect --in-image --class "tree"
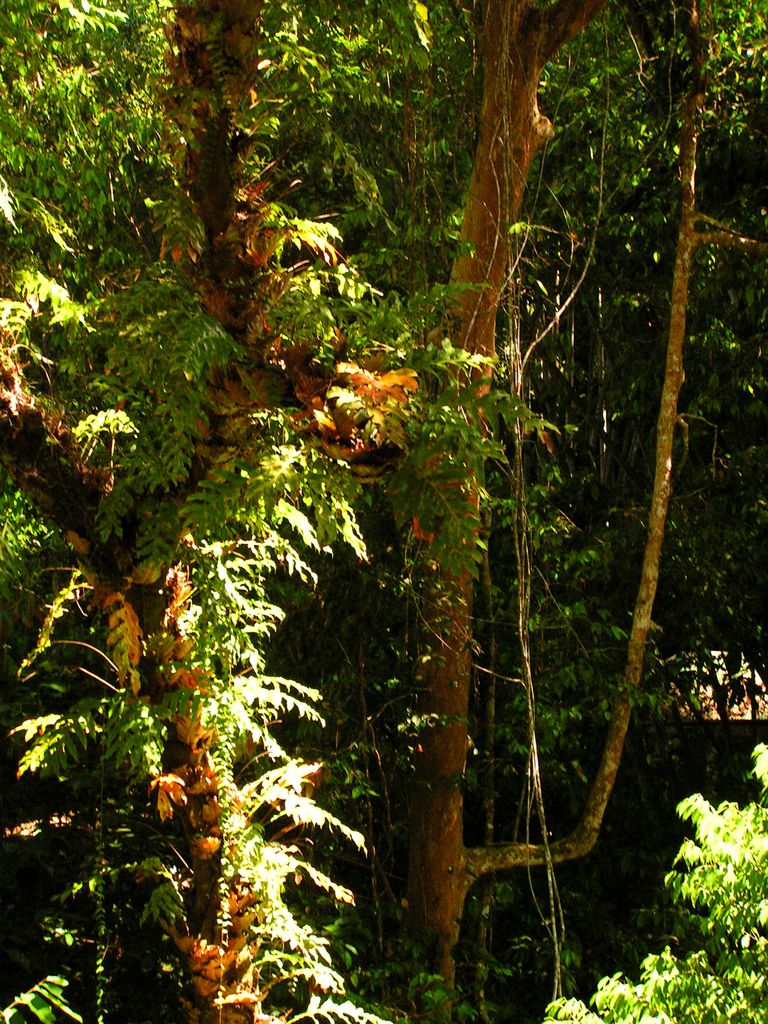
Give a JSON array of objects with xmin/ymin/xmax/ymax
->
[
  {"xmin": 403, "ymin": 0, "xmax": 608, "ymax": 990},
  {"xmin": 0, "ymin": 1, "xmax": 416, "ymax": 1021},
  {"xmin": 403, "ymin": 0, "xmax": 768, "ymax": 996}
]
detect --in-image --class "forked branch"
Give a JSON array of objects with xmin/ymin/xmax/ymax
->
[{"xmin": 537, "ymin": 0, "xmax": 608, "ymax": 62}]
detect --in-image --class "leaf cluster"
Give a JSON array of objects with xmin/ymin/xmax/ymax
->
[
  {"xmin": 544, "ymin": 744, "xmax": 768, "ymax": 1024},
  {"xmin": 2, "ymin": 976, "xmax": 82, "ymax": 1024}
]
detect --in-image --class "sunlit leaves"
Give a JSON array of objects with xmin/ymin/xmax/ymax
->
[
  {"xmin": 11, "ymin": 690, "xmax": 165, "ymax": 779},
  {"xmin": 254, "ymin": 760, "xmax": 365, "ymax": 851},
  {"xmin": 102, "ymin": 592, "xmax": 143, "ymax": 696},
  {"xmin": 384, "ymin": 339, "xmax": 541, "ymax": 576},
  {"xmin": 0, "ymin": 175, "xmax": 17, "ymax": 228},
  {"xmin": 11, "ymin": 705, "xmax": 101, "ymax": 779},
  {"xmin": 17, "ymin": 571, "xmax": 83, "ymax": 681},
  {"xmin": 545, "ymin": 745, "xmax": 768, "ymax": 1024},
  {"xmin": 0, "ymin": 0, "xmax": 165, "ymax": 289},
  {"xmin": 1, "ymin": 976, "xmax": 82, "ymax": 1024},
  {"xmin": 410, "ymin": 1, "xmax": 432, "ymax": 50}
]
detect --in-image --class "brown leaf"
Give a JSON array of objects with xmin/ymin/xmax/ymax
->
[
  {"xmin": 190, "ymin": 835, "xmax": 221, "ymax": 859},
  {"xmin": 539, "ymin": 429, "xmax": 556, "ymax": 457},
  {"xmin": 149, "ymin": 772, "xmax": 188, "ymax": 822}
]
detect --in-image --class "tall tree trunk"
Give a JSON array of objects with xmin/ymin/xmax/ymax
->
[{"xmin": 405, "ymin": 0, "xmax": 606, "ymax": 989}]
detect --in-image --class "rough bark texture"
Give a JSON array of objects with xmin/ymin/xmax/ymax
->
[
  {"xmin": 165, "ymin": 0, "xmax": 268, "ymax": 346},
  {"xmin": 155, "ymin": 7, "xmax": 273, "ymax": 1019}
]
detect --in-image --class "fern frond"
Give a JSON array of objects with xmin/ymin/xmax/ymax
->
[
  {"xmin": 2, "ymin": 976, "xmax": 82, "ymax": 1024},
  {"xmin": 11, "ymin": 701, "xmax": 103, "ymax": 777},
  {"xmin": 102, "ymin": 592, "xmax": 143, "ymax": 694},
  {"xmin": 103, "ymin": 691, "xmax": 164, "ymax": 775},
  {"xmin": 235, "ymin": 674, "xmax": 325, "ymax": 723},
  {"xmin": 291, "ymin": 997, "xmax": 392, "ymax": 1024},
  {"xmin": 18, "ymin": 570, "xmax": 83, "ymax": 679},
  {"xmin": 247, "ymin": 763, "xmax": 365, "ymax": 851}
]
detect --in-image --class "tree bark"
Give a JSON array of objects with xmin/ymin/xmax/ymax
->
[
  {"xmin": 406, "ymin": 571, "xmax": 474, "ymax": 985},
  {"xmin": 405, "ymin": 0, "xmax": 606, "ymax": 991}
]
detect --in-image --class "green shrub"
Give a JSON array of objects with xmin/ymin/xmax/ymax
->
[{"xmin": 545, "ymin": 744, "xmax": 768, "ymax": 1024}]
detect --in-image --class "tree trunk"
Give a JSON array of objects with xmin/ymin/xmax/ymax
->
[
  {"xmin": 0, "ymin": 4, "xmax": 291, "ymax": 1019},
  {"xmin": 406, "ymin": 571, "xmax": 474, "ymax": 987},
  {"xmin": 464, "ymin": 6, "xmax": 705, "ymax": 872},
  {"xmin": 405, "ymin": 0, "xmax": 606, "ymax": 989}
]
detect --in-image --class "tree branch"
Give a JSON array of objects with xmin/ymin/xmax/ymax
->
[
  {"xmin": 464, "ymin": 693, "xmax": 632, "ymax": 878},
  {"xmin": 537, "ymin": 0, "xmax": 608, "ymax": 63},
  {"xmin": 695, "ymin": 228, "xmax": 768, "ymax": 257}
]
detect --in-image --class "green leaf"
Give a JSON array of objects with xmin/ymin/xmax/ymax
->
[
  {"xmin": 0, "ymin": 174, "xmax": 17, "ymax": 227},
  {"xmin": 410, "ymin": 0, "xmax": 432, "ymax": 48}
]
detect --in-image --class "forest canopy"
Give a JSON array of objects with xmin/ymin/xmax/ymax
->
[{"xmin": 2, "ymin": 1, "xmax": 768, "ymax": 1023}]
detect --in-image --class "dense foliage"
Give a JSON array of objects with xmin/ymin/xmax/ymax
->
[{"xmin": 2, "ymin": 1, "xmax": 768, "ymax": 1023}]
